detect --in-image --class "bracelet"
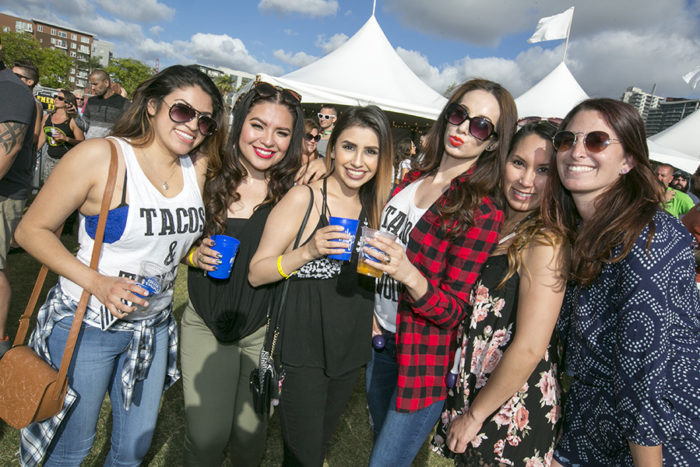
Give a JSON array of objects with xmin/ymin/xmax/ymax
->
[
  {"xmin": 277, "ymin": 255, "xmax": 295, "ymax": 279},
  {"xmin": 188, "ymin": 246, "xmax": 197, "ymax": 268}
]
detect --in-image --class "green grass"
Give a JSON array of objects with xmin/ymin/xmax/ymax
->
[{"xmin": 0, "ymin": 229, "xmax": 452, "ymax": 466}]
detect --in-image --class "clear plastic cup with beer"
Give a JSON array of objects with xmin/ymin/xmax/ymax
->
[{"xmin": 357, "ymin": 226, "xmax": 397, "ymax": 278}]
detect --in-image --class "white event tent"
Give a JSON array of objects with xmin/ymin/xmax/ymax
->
[
  {"xmin": 254, "ymin": 14, "xmax": 447, "ymax": 120},
  {"xmin": 649, "ymin": 110, "xmax": 700, "ymax": 160},
  {"xmin": 515, "ymin": 62, "xmax": 589, "ymax": 119}
]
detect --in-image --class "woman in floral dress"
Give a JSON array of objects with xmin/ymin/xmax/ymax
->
[{"xmin": 432, "ymin": 121, "xmax": 568, "ymax": 466}]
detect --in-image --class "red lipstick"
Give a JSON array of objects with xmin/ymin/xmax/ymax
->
[{"xmin": 449, "ymin": 135, "xmax": 464, "ymax": 147}]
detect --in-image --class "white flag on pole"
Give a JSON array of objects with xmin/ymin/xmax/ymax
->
[
  {"xmin": 528, "ymin": 7, "xmax": 575, "ymax": 43},
  {"xmin": 682, "ymin": 66, "xmax": 700, "ymax": 89}
]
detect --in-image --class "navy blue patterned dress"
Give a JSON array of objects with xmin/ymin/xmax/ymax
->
[{"xmin": 554, "ymin": 210, "xmax": 700, "ymax": 466}]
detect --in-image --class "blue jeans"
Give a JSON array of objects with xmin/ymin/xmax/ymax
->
[
  {"xmin": 368, "ymin": 388, "xmax": 444, "ymax": 467},
  {"xmin": 365, "ymin": 329, "xmax": 397, "ymax": 439},
  {"xmin": 44, "ymin": 315, "xmax": 169, "ymax": 466}
]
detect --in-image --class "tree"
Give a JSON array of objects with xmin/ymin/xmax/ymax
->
[
  {"xmin": 105, "ymin": 58, "xmax": 154, "ymax": 97},
  {"xmin": 39, "ymin": 47, "xmax": 73, "ymax": 88},
  {"xmin": 0, "ymin": 31, "xmax": 71, "ymax": 88},
  {"xmin": 214, "ymin": 74, "xmax": 235, "ymax": 97}
]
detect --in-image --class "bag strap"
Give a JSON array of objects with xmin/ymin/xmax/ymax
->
[
  {"xmin": 265, "ymin": 186, "xmax": 315, "ymax": 353},
  {"xmin": 48, "ymin": 141, "xmax": 119, "ymax": 401}
]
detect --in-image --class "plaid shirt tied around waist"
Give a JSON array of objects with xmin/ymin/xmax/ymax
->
[{"xmin": 394, "ymin": 169, "xmax": 503, "ymax": 412}]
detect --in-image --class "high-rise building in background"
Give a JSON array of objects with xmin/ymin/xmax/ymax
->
[{"xmin": 620, "ymin": 85, "xmax": 699, "ymax": 136}]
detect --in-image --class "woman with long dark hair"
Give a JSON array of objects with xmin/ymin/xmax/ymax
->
[
  {"xmin": 249, "ymin": 105, "xmax": 394, "ymax": 466},
  {"xmin": 15, "ymin": 65, "xmax": 225, "ymax": 465},
  {"xmin": 542, "ymin": 98, "xmax": 700, "ymax": 466},
  {"xmin": 432, "ymin": 121, "xmax": 567, "ymax": 466},
  {"xmin": 37, "ymin": 89, "xmax": 85, "ymax": 180},
  {"xmin": 364, "ymin": 79, "xmax": 517, "ymax": 466},
  {"xmin": 180, "ymin": 81, "xmax": 304, "ymax": 466}
]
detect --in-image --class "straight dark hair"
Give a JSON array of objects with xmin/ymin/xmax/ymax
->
[
  {"xmin": 203, "ymin": 83, "xmax": 304, "ymax": 236},
  {"xmin": 416, "ymin": 78, "xmax": 517, "ymax": 236},
  {"xmin": 541, "ymin": 98, "xmax": 664, "ymax": 285},
  {"xmin": 324, "ymin": 105, "xmax": 394, "ymax": 229}
]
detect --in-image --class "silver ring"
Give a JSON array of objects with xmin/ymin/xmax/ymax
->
[{"xmin": 383, "ymin": 255, "xmax": 391, "ymax": 264}]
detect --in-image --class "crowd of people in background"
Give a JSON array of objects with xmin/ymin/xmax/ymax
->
[{"xmin": 1, "ymin": 37, "xmax": 700, "ymax": 467}]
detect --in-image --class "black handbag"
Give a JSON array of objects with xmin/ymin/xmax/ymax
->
[{"xmin": 250, "ymin": 186, "xmax": 314, "ymax": 416}]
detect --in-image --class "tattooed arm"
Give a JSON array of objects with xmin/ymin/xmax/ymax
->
[{"xmin": 0, "ymin": 121, "xmax": 29, "ymax": 179}]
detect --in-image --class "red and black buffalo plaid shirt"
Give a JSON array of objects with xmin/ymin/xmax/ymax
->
[{"xmin": 394, "ymin": 169, "xmax": 503, "ymax": 412}]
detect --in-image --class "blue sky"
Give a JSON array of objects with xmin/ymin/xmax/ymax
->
[{"xmin": 3, "ymin": 0, "xmax": 700, "ymax": 99}]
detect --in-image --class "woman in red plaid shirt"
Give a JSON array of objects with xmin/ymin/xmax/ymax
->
[{"xmin": 364, "ymin": 79, "xmax": 517, "ymax": 465}]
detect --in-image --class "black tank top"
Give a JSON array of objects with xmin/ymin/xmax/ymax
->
[{"xmin": 44, "ymin": 113, "xmax": 76, "ymax": 159}]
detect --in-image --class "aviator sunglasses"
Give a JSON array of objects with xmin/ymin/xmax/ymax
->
[
  {"xmin": 444, "ymin": 103, "xmax": 497, "ymax": 141},
  {"xmin": 304, "ymin": 133, "xmax": 321, "ymax": 142},
  {"xmin": 166, "ymin": 101, "xmax": 217, "ymax": 136},
  {"xmin": 552, "ymin": 130, "xmax": 621, "ymax": 153}
]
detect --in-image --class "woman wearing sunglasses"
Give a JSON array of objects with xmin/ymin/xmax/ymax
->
[
  {"xmin": 249, "ymin": 105, "xmax": 393, "ymax": 466},
  {"xmin": 36, "ymin": 89, "xmax": 85, "ymax": 181},
  {"xmin": 541, "ymin": 98, "xmax": 700, "ymax": 466},
  {"xmin": 14, "ymin": 65, "xmax": 225, "ymax": 465},
  {"xmin": 180, "ymin": 81, "xmax": 304, "ymax": 466},
  {"xmin": 431, "ymin": 121, "xmax": 567, "ymax": 466},
  {"xmin": 364, "ymin": 79, "xmax": 516, "ymax": 466},
  {"xmin": 302, "ymin": 118, "xmax": 322, "ymax": 165}
]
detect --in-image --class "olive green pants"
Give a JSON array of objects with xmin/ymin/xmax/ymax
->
[{"xmin": 180, "ymin": 301, "xmax": 268, "ymax": 466}]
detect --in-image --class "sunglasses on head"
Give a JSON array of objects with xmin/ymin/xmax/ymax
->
[
  {"xmin": 317, "ymin": 113, "xmax": 336, "ymax": 120},
  {"xmin": 166, "ymin": 101, "xmax": 217, "ymax": 136},
  {"xmin": 517, "ymin": 116, "xmax": 562, "ymax": 127},
  {"xmin": 304, "ymin": 133, "xmax": 321, "ymax": 142},
  {"xmin": 444, "ymin": 103, "xmax": 497, "ymax": 141},
  {"xmin": 552, "ymin": 130, "xmax": 621, "ymax": 153},
  {"xmin": 253, "ymin": 81, "xmax": 301, "ymax": 105}
]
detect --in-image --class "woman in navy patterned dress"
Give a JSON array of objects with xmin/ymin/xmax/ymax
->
[{"xmin": 542, "ymin": 98, "xmax": 700, "ymax": 466}]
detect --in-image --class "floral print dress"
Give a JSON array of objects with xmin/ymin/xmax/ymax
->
[{"xmin": 432, "ymin": 255, "xmax": 561, "ymax": 466}]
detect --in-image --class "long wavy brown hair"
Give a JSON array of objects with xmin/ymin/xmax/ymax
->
[
  {"xmin": 541, "ymin": 98, "xmax": 664, "ymax": 286},
  {"xmin": 497, "ymin": 121, "xmax": 567, "ymax": 288},
  {"xmin": 203, "ymin": 83, "xmax": 304, "ymax": 236},
  {"xmin": 416, "ymin": 79, "xmax": 517, "ymax": 236}
]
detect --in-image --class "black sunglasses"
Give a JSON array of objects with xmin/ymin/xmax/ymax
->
[
  {"xmin": 14, "ymin": 72, "xmax": 31, "ymax": 81},
  {"xmin": 253, "ymin": 81, "xmax": 301, "ymax": 105},
  {"xmin": 444, "ymin": 103, "xmax": 497, "ymax": 141},
  {"xmin": 517, "ymin": 116, "xmax": 562, "ymax": 127},
  {"xmin": 55, "ymin": 95, "xmax": 65, "ymax": 101},
  {"xmin": 552, "ymin": 130, "xmax": 621, "ymax": 153},
  {"xmin": 165, "ymin": 101, "xmax": 217, "ymax": 136},
  {"xmin": 304, "ymin": 133, "xmax": 321, "ymax": 142}
]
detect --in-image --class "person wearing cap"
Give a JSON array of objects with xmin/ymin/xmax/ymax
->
[
  {"xmin": 671, "ymin": 170, "xmax": 699, "ymax": 204},
  {"xmin": 655, "ymin": 163, "xmax": 694, "ymax": 217}
]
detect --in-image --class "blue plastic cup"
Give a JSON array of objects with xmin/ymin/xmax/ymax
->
[
  {"xmin": 328, "ymin": 216, "xmax": 359, "ymax": 261},
  {"xmin": 207, "ymin": 234, "xmax": 240, "ymax": 279}
]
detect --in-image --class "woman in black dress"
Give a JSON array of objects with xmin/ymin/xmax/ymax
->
[{"xmin": 432, "ymin": 121, "xmax": 568, "ymax": 466}]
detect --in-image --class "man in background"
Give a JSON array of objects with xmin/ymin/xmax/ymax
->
[
  {"xmin": 83, "ymin": 69, "xmax": 129, "ymax": 139},
  {"xmin": 11, "ymin": 61, "xmax": 42, "ymax": 147},
  {"xmin": 317, "ymin": 104, "xmax": 337, "ymax": 158},
  {"xmin": 0, "ymin": 56, "xmax": 36, "ymax": 358},
  {"xmin": 671, "ymin": 170, "xmax": 699, "ymax": 204},
  {"xmin": 655, "ymin": 163, "xmax": 694, "ymax": 218}
]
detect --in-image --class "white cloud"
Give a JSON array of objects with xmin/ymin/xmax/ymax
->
[
  {"xmin": 172, "ymin": 33, "xmax": 284, "ymax": 75},
  {"xmin": 258, "ymin": 0, "xmax": 338, "ymax": 17},
  {"xmin": 315, "ymin": 33, "xmax": 348, "ymax": 53},
  {"xmin": 150, "ymin": 25, "xmax": 164, "ymax": 36},
  {"xmin": 273, "ymin": 49, "xmax": 318, "ymax": 68},
  {"xmin": 94, "ymin": 0, "xmax": 175, "ymax": 22},
  {"xmin": 384, "ymin": 0, "xmax": 695, "ymax": 46},
  {"xmin": 283, "ymin": 29, "xmax": 298, "ymax": 36}
]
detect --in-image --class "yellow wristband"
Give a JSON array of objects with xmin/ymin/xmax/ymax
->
[
  {"xmin": 277, "ymin": 255, "xmax": 295, "ymax": 279},
  {"xmin": 188, "ymin": 246, "xmax": 197, "ymax": 268}
]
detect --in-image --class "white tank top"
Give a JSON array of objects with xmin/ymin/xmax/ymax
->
[
  {"xmin": 374, "ymin": 179, "xmax": 428, "ymax": 332},
  {"xmin": 60, "ymin": 137, "xmax": 205, "ymax": 315}
]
